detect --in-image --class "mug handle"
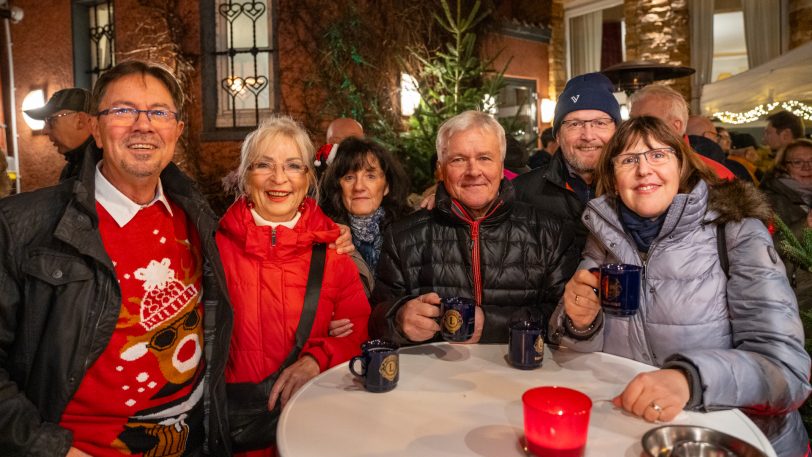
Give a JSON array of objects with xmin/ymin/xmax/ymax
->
[
  {"xmin": 349, "ymin": 356, "xmax": 366, "ymax": 377},
  {"xmin": 588, "ymin": 267, "xmax": 600, "ymax": 297}
]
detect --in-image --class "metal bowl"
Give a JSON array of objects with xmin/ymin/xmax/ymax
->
[{"xmin": 642, "ymin": 425, "xmax": 768, "ymax": 457}]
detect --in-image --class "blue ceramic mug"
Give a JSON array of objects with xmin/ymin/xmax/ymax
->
[
  {"xmin": 597, "ymin": 264, "xmax": 642, "ymax": 317},
  {"xmin": 440, "ymin": 296, "xmax": 476, "ymax": 342},
  {"xmin": 349, "ymin": 339, "xmax": 399, "ymax": 393},
  {"xmin": 508, "ymin": 320, "xmax": 545, "ymax": 369}
]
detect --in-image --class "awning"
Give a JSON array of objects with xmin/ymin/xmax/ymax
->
[{"xmin": 700, "ymin": 41, "xmax": 812, "ymax": 119}]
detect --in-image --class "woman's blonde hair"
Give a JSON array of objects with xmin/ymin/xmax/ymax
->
[{"xmin": 236, "ymin": 115, "xmax": 318, "ymax": 201}]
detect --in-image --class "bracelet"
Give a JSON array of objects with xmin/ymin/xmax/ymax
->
[{"xmin": 565, "ymin": 314, "xmax": 600, "ymax": 337}]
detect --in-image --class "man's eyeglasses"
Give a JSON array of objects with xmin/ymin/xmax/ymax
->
[
  {"xmin": 560, "ymin": 118, "xmax": 614, "ymax": 131},
  {"xmin": 45, "ymin": 111, "xmax": 77, "ymax": 127},
  {"xmin": 97, "ymin": 107, "xmax": 179, "ymax": 126},
  {"xmin": 248, "ymin": 159, "xmax": 308, "ymax": 176},
  {"xmin": 786, "ymin": 159, "xmax": 812, "ymax": 169},
  {"xmin": 704, "ymin": 131, "xmax": 720, "ymax": 142},
  {"xmin": 612, "ymin": 148, "xmax": 675, "ymax": 170}
]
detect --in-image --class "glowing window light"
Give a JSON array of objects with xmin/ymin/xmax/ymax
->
[
  {"xmin": 620, "ymin": 104, "xmax": 630, "ymax": 121},
  {"xmin": 400, "ymin": 73, "xmax": 421, "ymax": 116},
  {"xmin": 540, "ymin": 98, "xmax": 556, "ymax": 124},
  {"xmin": 482, "ymin": 94, "xmax": 497, "ymax": 115}
]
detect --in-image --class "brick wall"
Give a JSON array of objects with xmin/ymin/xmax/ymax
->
[{"xmin": 8, "ymin": 0, "xmax": 75, "ymax": 190}]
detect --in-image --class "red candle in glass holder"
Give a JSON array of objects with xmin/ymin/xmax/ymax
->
[{"xmin": 522, "ymin": 386, "xmax": 592, "ymax": 457}]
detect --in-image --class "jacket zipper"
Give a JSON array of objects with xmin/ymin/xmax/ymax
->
[
  {"xmin": 471, "ymin": 221, "xmax": 482, "ymax": 305},
  {"xmin": 451, "ymin": 200, "xmax": 502, "ymax": 306},
  {"xmin": 587, "ymin": 206, "xmax": 659, "ymax": 362},
  {"xmin": 272, "ymin": 228, "xmax": 277, "ymax": 247}
]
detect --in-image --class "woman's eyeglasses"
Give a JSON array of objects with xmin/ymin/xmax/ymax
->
[
  {"xmin": 612, "ymin": 148, "xmax": 674, "ymax": 170},
  {"xmin": 786, "ymin": 159, "xmax": 812, "ymax": 169},
  {"xmin": 248, "ymin": 160, "xmax": 308, "ymax": 176}
]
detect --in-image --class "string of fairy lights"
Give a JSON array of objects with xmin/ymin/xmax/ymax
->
[{"xmin": 713, "ymin": 100, "xmax": 812, "ymax": 124}]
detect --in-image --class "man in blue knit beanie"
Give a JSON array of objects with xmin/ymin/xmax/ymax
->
[{"xmin": 513, "ymin": 72, "xmax": 621, "ymax": 249}]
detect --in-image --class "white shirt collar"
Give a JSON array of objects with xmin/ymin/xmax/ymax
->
[
  {"xmin": 95, "ymin": 161, "xmax": 173, "ymax": 227},
  {"xmin": 250, "ymin": 208, "xmax": 301, "ymax": 229}
]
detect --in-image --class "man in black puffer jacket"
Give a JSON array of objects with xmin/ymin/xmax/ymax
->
[{"xmin": 369, "ymin": 111, "xmax": 579, "ymax": 345}]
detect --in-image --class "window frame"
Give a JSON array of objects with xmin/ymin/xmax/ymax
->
[
  {"xmin": 200, "ymin": 0, "xmax": 280, "ymax": 141},
  {"xmin": 72, "ymin": 0, "xmax": 116, "ymax": 90},
  {"xmin": 495, "ymin": 77, "xmax": 539, "ymax": 145}
]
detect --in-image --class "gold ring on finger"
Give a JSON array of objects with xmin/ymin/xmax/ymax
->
[{"xmin": 575, "ymin": 294, "xmax": 581, "ymax": 305}]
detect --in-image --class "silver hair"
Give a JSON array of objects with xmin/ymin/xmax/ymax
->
[
  {"xmin": 436, "ymin": 110, "xmax": 507, "ymax": 162},
  {"xmin": 236, "ymin": 115, "xmax": 318, "ymax": 201},
  {"xmin": 629, "ymin": 85, "xmax": 689, "ymax": 134}
]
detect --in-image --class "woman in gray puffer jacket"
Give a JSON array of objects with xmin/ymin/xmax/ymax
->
[{"xmin": 549, "ymin": 116, "xmax": 811, "ymax": 457}]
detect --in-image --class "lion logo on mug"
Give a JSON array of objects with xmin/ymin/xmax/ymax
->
[
  {"xmin": 605, "ymin": 277, "xmax": 622, "ymax": 303},
  {"xmin": 379, "ymin": 354, "xmax": 398, "ymax": 382},
  {"xmin": 534, "ymin": 335, "xmax": 544, "ymax": 357},
  {"xmin": 443, "ymin": 310, "xmax": 463, "ymax": 334}
]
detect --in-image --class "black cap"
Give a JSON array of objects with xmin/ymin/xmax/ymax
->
[
  {"xmin": 24, "ymin": 88, "xmax": 91, "ymax": 120},
  {"xmin": 688, "ymin": 135, "xmax": 726, "ymax": 163},
  {"xmin": 504, "ymin": 135, "xmax": 531, "ymax": 175},
  {"xmin": 729, "ymin": 132, "xmax": 759, "ymax": 150}
]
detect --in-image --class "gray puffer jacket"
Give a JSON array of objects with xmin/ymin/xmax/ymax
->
[{"xmin": 549, "ymin": 179, "xmax": 811, "ymax": 457}]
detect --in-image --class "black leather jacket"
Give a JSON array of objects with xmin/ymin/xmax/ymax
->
[
  {"xmin": 369, "ymin": 179, "xmax": 579, "ymax": 345},
  {"xmin": 0, "ymin": 146, "xmax": 233, "ymax": 456}
]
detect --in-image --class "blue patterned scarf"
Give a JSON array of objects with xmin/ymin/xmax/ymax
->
[
  {"xmin": 618, "ymin": 200, "xmax": 667, "ymax": 253},
  {"xmin": 349, "ymin": 207, "xmax": 386, "ymax": 272}
]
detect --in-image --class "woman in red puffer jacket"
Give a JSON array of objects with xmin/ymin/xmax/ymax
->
[{"xmin": 217, "ymin": 115, "xmax": 369, "ymax": 457}]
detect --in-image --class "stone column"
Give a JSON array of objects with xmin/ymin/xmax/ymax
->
[
  {"xmin": 789, "ymin": 0, "xmax": 812, "ymax": 49},
  {"xmin": 623, "ymin": 0, "xmax": 691, "ymax": 100},
  {"xmin": 548, "ymin": 0, "xmax": 566, "ymax": 99}
]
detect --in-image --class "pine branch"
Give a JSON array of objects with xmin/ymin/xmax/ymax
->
[{"xmin": 774, "ymin": 215, "xmax": 812, "ymax": 272}]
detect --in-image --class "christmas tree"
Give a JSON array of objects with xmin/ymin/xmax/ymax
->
[{"xmin": 773, "ymin": 215, "xmax": 812, "ymax": 436}]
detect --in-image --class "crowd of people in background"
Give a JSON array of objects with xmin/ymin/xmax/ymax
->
[{"xmin": 0, "ymin": 60, "xmax": 810, "ymax": 457}]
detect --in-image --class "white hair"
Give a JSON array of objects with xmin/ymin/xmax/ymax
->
[
  {"xmin": 436, "ymin": 110, "xmax": 506, "ymax": 162},
  {"xmin": 629, "ymin": 85, "xmax": 689, "ymax": 135},
  {"xmin": 236, "ymin": 115, "xmax": 318, "ymax": 200}
]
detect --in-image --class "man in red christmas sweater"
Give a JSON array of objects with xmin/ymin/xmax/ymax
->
[{"xmin": 0, "ymin": 61, "xmax": 233, "ymax": 456}]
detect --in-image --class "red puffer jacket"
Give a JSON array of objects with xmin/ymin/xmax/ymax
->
[{"xmin": 217, "ymin": 197, "xmax": 369, "ymax": 383}]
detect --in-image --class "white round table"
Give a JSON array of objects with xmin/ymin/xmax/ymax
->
[{"xmin": 277, "ymin": 342, "xmax": 775, "ymax": 457}]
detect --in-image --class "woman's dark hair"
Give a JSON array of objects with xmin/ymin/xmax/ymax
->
[
  {"xmin": 319, "ymin": 137, "xmax": 410, "ymax": 225},
  {"xmin": 596, "ymin": 116, "xmax": 718, "ymax": 197}
]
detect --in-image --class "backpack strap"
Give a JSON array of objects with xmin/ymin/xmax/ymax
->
[{"xmin": 716, "ymin": 223, "xmax": 730, "ymax": 279}]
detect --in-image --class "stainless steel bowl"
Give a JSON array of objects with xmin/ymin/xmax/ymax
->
[{"xmin": 642, "ymin": 425, "xmax": 768, "ymax": 457}]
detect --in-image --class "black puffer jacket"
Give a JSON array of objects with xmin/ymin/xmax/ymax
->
[
  {"xmin": 369, "ymin": 179, "xmax": 579, "ymax": 345},
  {"xmin": 0, "ymin": 146, "xmax": 234, "ymax": 456},
  {"xmin": 512, "ymin": 149, "xmax": 590, "ymax": 250},
  {"xmin": 760, "ymin": 174, "xmax": 812, "ymax": 322}
]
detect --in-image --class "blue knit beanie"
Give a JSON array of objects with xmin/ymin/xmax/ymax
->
[{"xmin": 552, "ymin": 72, "xmax": 622, "ymax": 136}]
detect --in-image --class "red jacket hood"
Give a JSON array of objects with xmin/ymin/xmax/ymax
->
[{"xmin": 218, "ymin": 197, "xmax": 340, "ymax": 261}]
